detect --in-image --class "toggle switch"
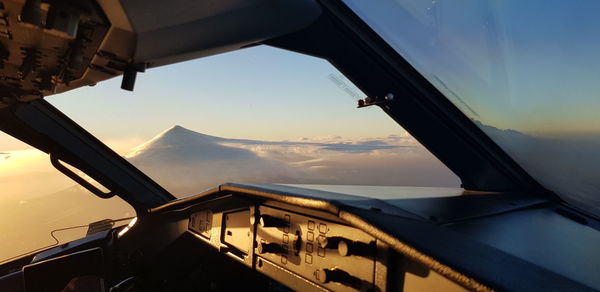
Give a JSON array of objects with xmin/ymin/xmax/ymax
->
[
  {"xmin": 337, "ymin": 239, "xmax": 374, "ymax": 257},
  {"xmin": 258, "ymin": 215, "xmax": 288, "ymax": 228},
  {"xmin": 257, "ymin": 242, "xmax": 285, "ymax": 255},
  {"xmin": 315, "ymin": 268, "xmax": 361, "ymax": 287},
  {"xmin": 317, "ymin": 236, "xmax": 343, "ymax": 249}
]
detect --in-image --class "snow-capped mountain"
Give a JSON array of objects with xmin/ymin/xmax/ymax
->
[
  {"xmin": 126, "ymin": 125, "xmax": 309, "ymax": 196},
  {"xmin": 125, "ymin": 125, "xmax": 459, "ymax": 197},
  {"xmin": 0, "ymin": 125, "xmax": 459, "ymax": 260}
]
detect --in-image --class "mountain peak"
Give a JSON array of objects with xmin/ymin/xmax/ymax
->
[
  {"xmin": 162, "ymin": 124, "xmax": 191, "ymax": 135},
  {"xmin": 169, "ymin": 124, "xmax": 185, "ymax": 131},
  {"xmin": 157, "ymin": 125, "xmax": 218, "ymax": 139},
  {"xmin": 126, "ymin": 125, "xmax": 222, "ymax": 157}
]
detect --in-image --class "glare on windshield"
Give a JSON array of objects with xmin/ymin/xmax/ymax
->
[{"xmin": 342, "ymin": 0, "xmax": 600, "ymax": 215}]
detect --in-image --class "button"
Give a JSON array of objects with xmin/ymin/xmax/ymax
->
[
  {"xmin": 281, "ymin": 255, "xmax": 287, "ymax": 265},
  {"xmin": 307, "ymin": 231, "xmax": 314, "ymax": 242},
  {"xmin": 317, "ymin": 247, "xmax": 325, "ymax": 257},
  {"xmin": 282, "ymin": 234, "xmax": 289, "ymax": 244},
  {"xmin": 306, "ymin": 243, "xmax": 314, "ymax": 253},
  {"xmin": 305, "ymin": 254, "xmax": 313, "ymax": 264},
  {"xmin": 308, "ymin": 220, "xmax": 315, "ymax": 230},
  {"xmin": 318, "ymin": 223, "xmax": 327, "ymax": 234}
]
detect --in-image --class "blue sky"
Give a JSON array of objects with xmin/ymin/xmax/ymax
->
[
  {"xmin": 37, "ymin": 45, "xmax": 403, "ymax": 152},
  {"xmin": 345, "ymin": 0, "xmax": 600, "ymax": 136},
  {"xmin": 7, "ymin": 0, "xmax": 600, "ymax": 151}
]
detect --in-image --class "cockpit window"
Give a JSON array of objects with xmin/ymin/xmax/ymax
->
[
  {"xmin": 0, "ymin": 133, "xmax": 134, "ymax": 263},
  {"xmin": 342, "ymin": 0, "xmax": 600, "ymax": 216},
  {"xmin": 47, "ymin": 46, "xmax": 459, "ymax": 198}
]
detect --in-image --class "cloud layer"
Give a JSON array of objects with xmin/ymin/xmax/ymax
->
[{"xmin": 126, "ymin": 125, "xmax": 459, "ymax": 197}]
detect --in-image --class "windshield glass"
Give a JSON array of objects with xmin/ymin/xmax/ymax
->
[
  {"xmin": 343, "ymin": 0, "xmax": 600, "ymax": 215},
  {"xmin": 48, "ymin": 46, "xmax": 459, "ymax": 198},
  {"xmin": 0, "ymin": 132, "xmax": 135, "ymax": 263}
]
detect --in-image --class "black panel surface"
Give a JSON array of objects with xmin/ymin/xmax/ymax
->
[
  {"xmin": 449, "ymin": 207, "xmax": 600, "ymax": 289},
  {"xmin": 217, "ymin": 183, "xmax": 599, "ymax": 291}
]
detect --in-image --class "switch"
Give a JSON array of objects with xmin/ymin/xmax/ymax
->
[
  {"xmin": 318, "ymin": 223, "xmax": 328, "ymax": 234},
  {"xmin": 292, "ymin": 230, "xmax": 302, "ymax": 255},
  {"xmin": 317, "ymin": 236, "xmax": 343, "ymax": 249},
  {"xmin": 249, "ymin": 210, "xmax": 258, "ymax": 225},
  {"xmin": 315, "ymin": 268, "xmax": 361, "ymax": 287},
  {"xmin": 259, "ymin": 215, "xmax": 288, "ymax": 228},
  {"xmin": 337, "ymin": 239, "xmax": 374, "ymax": 257},
  {"xmin": 257, "ymin": 242, "xmax": 285, "ymax": 255}
]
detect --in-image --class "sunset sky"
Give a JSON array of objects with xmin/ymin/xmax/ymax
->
[
  {"xmin": 3, "ymin": 0, "xmax": 600, "ymax": 265},
  {"xmin": 1, "ymin": 44, "xmax": 427, "ymax": 200},
  {"xmin": 45, "ymin": 46, "xmax": 402, "ymax": 152},
  {"xmin": 346, "ymin": 0, "xmax": 600, "ymax": 136},
  {"xmin": 4, "ymin": 0, "xmax": 600, "ymax": 199},
  {"xmin": 0, "ymin": 43, "xmax": 457, "ymax": 260}
]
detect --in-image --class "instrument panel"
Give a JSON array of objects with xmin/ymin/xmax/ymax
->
[
  {"xmin": 189, "ymin": 200, "xmax": 386, "ymax": 292},
  {"xmin": 185, "ymin": 195, "xmax": 467, "ymax": 292}
]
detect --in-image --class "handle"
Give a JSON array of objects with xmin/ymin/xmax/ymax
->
[{"xmin": 50, "ymin": 153, "xmax": 115, "ymax": 199}]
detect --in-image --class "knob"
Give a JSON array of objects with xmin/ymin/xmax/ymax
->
[
  {"xmin": 257, "ymin": 242, "xmax": 284, "ymax": 254},
  {"xmin": 289, "ymin": 230, "xmax": 302, "ymax": 256},
  {"xmin": 315, "ymin": 268, "xmax": 360, "ymax": 287},
  {"xmin": 259, "ymin": 215, "xmax": 288, "ymax": 228},
  {"xmin": 337, "ymin": 240, "xmax": 373, "ymax": 257},
  {"xmin": 317, "ymin": 236, "xmax": 343, "ymax": 249}
]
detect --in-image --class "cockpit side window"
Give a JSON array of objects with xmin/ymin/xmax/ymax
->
[{"xmin": 0, "ymin": 132, "xmax": 135, "ymax": 263}]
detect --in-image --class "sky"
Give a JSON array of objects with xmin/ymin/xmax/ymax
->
[
  {"xmin": 4, "ymin": 0, "xmax": 600, "ymax": 199},
  {"xmin": 5, "ymin": 0, "xmax": 599, "ymax": 147},
  {"xmin": 344, "ymin": 0, "xmax": 600, "ymax": 136},
  {"xmin": 0, "ymin": 45, "xmax": 460, "ymax": 261},
  {"xmin": 342, "ymin": 0, "xmax": 600, "ymax": 215},
  {"xmin": 5, "ymin": 0, "xmax": 600, "ymax": 264},
  {"xmin": 26, "ymin": 46, "xmax": 402, "ymax": 151},
  {"xmin": 1, "ymin": 44, "xmax": 449, "ymax": 202},
  {"xmin": 6, "ymin": 0, "xmax": 600, "ymax": 259},
  {"xmin": 1, "ymin": 45, "xmax": 405, "ymax": 153}
]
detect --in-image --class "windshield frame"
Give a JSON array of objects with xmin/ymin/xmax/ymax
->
[
  {"xmin": 0, "ymin": 100, "xmax": 175, "ymax": 213},
  {"xmin": 326, "ymin": 0, "xmax": 600, "ymax": 218},
  {"xmin": 0, "ymin": 0, "xmax": 562, "ymax": 216},
  {"xmin": 265, "ymin": 1, "xmax": 553, "ymax": 198}
]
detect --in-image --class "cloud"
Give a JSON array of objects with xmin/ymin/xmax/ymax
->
[
  {"xmin": 475, "ymin": 121, "xmax": 600, "ymax": 215},
  {"xmin": 124, "ymin": 126, "xmax": 459, "ymax": 197},
  {"xmin": 0, "ymin": 149, "xmax": 76, "ymax": 200},
  {"xmin": 0, "ymin": 125, "xmax": 460, "ymax": 261},
  {"xmin": 0, "ymin": 125, "xmax": 460, "ymax": 200}
]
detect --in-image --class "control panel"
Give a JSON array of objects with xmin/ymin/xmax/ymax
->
[
  {"xmin": 187, "ymin": 200, "xmax": 388, "ymax": 292},
  {"xmin": 255, "ymin": 205, "xmax": 377, "ymax": 292}
]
